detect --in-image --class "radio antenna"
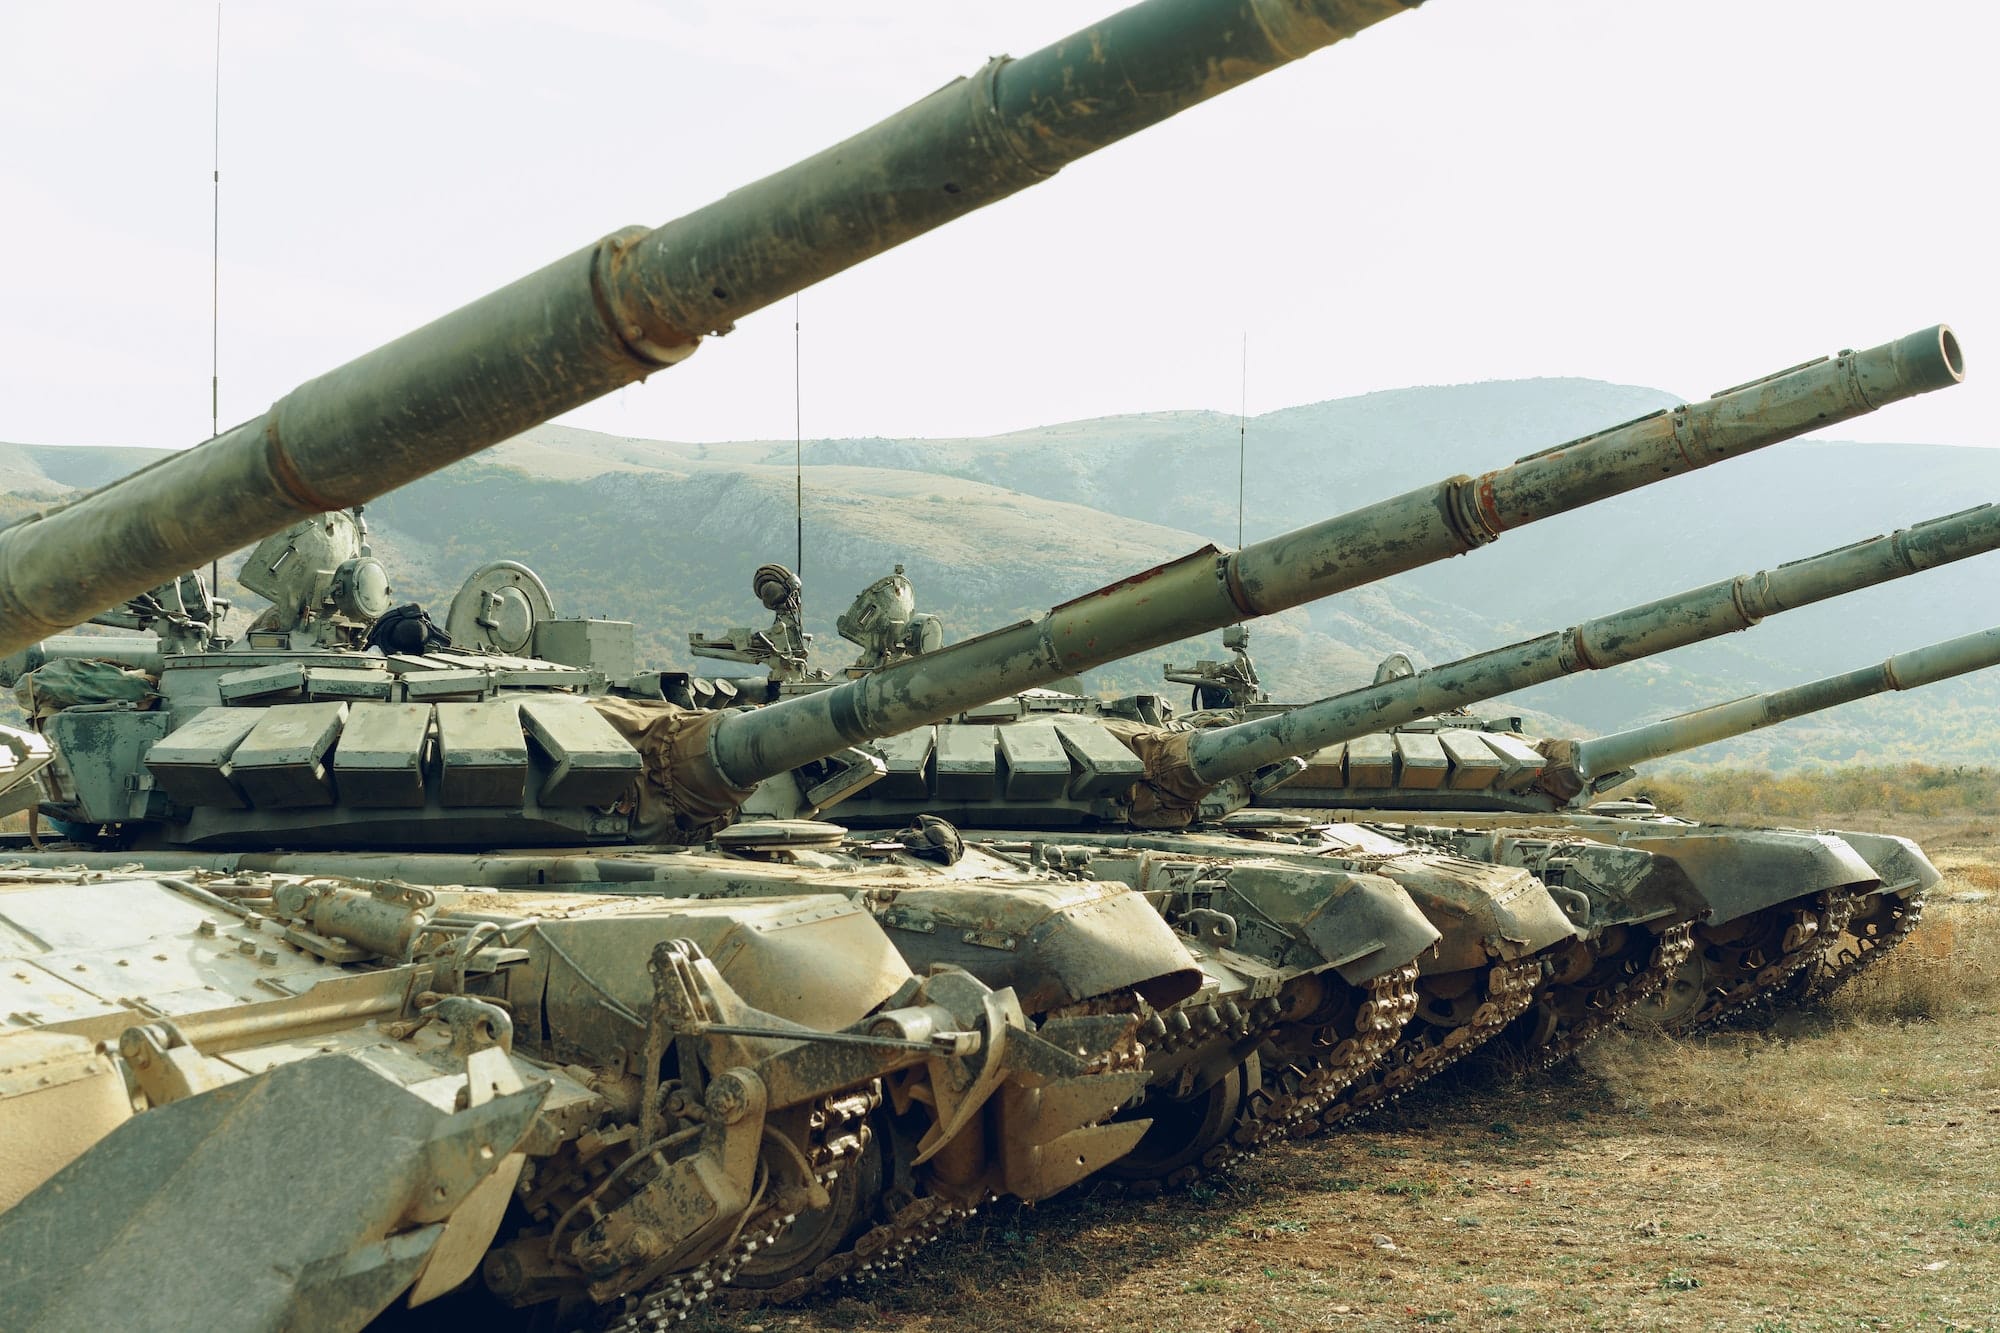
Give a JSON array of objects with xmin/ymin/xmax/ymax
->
[
  {"xmin": 210, "ymin": 3, "xmax": 222, "ymax": 441},
  {"xmin": 794, "ymin": 294, "xmax": 804, "ymax": 587},
  {"xmin": 1236, "ymin": 332, "xmax": 1247, "ymax": 548},
  {"xmin": 208, "ymin": 3, "xmax": 223, "ymax": 599}
]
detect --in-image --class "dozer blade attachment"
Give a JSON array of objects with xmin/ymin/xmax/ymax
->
[
  {"xmin": 0, "ymin": 1054, "xmax": 546, "ymax": 1333},
  {"xmin": 1001, "ymin": 1071, "xmax": 1156, "ymax": 1202}
]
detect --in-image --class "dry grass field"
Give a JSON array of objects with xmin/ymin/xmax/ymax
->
[{"xmin": 692, "ymin": 799, "xmax": 2000, "ymax": 1333}]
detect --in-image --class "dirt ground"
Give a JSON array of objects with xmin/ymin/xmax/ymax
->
[{"xmin": 691, "ymin": 820, "xmax": 2000, "ymax": 1333}]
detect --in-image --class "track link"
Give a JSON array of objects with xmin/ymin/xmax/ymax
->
[
  {"xmin": 1315, "ymin": 956, "xmax": 1543, "ymax": 1130},
  {"xmin": 1799, "ymin": 888, "xmax": 1927, "ymax": 1000},
  {"xmin": 1523, "ymin": 922, "xmax": 1694, "ymax": 1068}
]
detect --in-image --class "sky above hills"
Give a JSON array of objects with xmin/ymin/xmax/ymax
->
[{"xmin": 1, "ymin": 1, "xmax": 1993, "ymax": 454}]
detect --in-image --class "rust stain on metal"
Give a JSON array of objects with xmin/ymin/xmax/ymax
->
[
  {"xmin": 261, "ymin": 413, "xmax": 345, "ymax": 515},
  {"xmin": 1474, "ymin": 471, "xmax": 1508, "ymax": 535}
]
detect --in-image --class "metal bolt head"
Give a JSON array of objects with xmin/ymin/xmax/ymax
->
[{"xmin": 706, "ymin": 1070, "xmax": 756, "ymax": 1124}]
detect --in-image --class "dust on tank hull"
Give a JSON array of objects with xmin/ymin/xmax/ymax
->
[
  {"xmin": 0, "ymin": 0, "xmax": 1496, "ymax": 1319},
  {"xmin": 0, "ymin": 865, "xmax": 1171, "ymax": 1327}
]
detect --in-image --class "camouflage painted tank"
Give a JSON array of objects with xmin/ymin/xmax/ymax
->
[
  {"xmin": 0, "ymin": 863, "xmax": 1170, "ymax": 1326},
  {"xmin": 1269, "ymin": 624, "xmax": 2000, "ymax": 1024},
  {"xmin": 0, "ymin": 0, "xmax": 1489, "ymax": 1324},
  {"xmin": 675, "ymin": 330, "xmax": 1973, "ymax": 1137}
]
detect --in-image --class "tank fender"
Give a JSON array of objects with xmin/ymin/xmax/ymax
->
[
  {"xmin": 1611, "ymin": 830, "xmax": 1878, "ymax": 925},
  {"xmin": 517, "ymin": 896, "xmax": 911, "ymax": 1067},
  {"xmin": 1379, "ymin": 857, "xmax": 1582, "ymax": 972},
  {"xmin": 0, "ymin": 1030, "xmax": 133, "ymax": 1211},
  {"xmin": 1200, "ymin": 862, "xmax": 1440, "ymax": 985},
  {"xmin": 1826, "ymin": 829, "xmax": 1941, "ymax": 898},
  {"xmin": 870, "ymin": 880, "xmax": 1202, "ymax": 1014},
  {"xmin": 1477, "ymin": 836, "xmax": 1708, "ymax": 932}
]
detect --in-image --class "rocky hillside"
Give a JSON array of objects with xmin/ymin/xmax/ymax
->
[{"xmin": 6, "ymin": 375, "xmax": 1999, "ymax": 769}]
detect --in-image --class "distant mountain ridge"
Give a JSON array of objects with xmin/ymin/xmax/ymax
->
[{"xmin": 7, "ymin": 374, "xmax": 2000, "ymax": 770}]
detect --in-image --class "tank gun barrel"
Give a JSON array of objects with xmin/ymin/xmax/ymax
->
[
  {"xmin": 705, "ymin": 326, "xmax": 1964, "ymax": 786},
  {"xmin": 0, "ymin": 0, "xmax": 1432, "ymax": 657},
  {"xmin": 1572, "ymin": 624, "xmax": 2000, "ymax": 781},
  {"xmin": 1180, "ymin": 501, "xmax": 2000, "ymax": 784}
]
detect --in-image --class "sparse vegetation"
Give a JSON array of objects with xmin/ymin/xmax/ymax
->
[{"xmin": 1629, "ymin": 762, "xmax": 2000, "ymax": 827}]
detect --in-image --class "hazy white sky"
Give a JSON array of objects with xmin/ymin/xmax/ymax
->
[{"xmin": 1, "ymin": 1, "xmax": 1993, "ymax": 454}]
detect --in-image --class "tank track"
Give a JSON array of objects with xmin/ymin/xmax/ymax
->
[
  {"xmin": 1799, "ymin": 887, "xmax": 1927, "ymax": 1000},
  {"xmin": 1314, "ymin": 956, "xmax": 1544, "ymax": 1130},
  {"xmin": 1674, "ymin": 888, "xmax": 1859, "ymax": 1031},
  {"xmin": 609, "ymin": 1012, "xmax": 1150, "ymax": 1323},
  {"xmin": 1203, "ymin": 962, "xmax": 1421, "ymax": 1172},
  {"xmin": 606, "ymin": 1090, "xmax": 877, "ymax": 1328},
  {"xmin": 1523, "ymin": 922, "xmax": 1694, "ymax": 1069},
  {"xmin": 1100, "ymin": 963, "xmax": 1420, "ymax": 1195}
]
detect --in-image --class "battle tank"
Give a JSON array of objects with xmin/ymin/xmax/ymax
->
[
  {"xmin": 0, "ymin": 0, "xmax": 1495, "ymax": 1323},
  {"xmin": 1218, "ymin": 568, "xmax": 1992, "ymax": 1028},
  {"xmin": 0, "ymin": 864, "xmax": 1177, "ymax": 1328},
  {"xmin": 1272, "ymin": 624, "xmax": 2000, "ymax": 1022},
  {"xmin": 6, "ymin": 338, "xmax": 1957, "ymax": 1227},
  {"xmin": 675, "ymin": 330, "xmax": 1976, "ymax": 1131}
]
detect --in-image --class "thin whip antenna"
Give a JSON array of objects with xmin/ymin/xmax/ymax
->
[
  {"xmin": 1236, "ymin": 332, "xmax": 1247, "ymax": 549},
  {"xmin": 794, "ymin": 295, "xmax": 804, "ymax": 583},
  {"xmin": 209, "ymin": 3, "xmax": 223, "ymax": 604},
  {"xmin": 210, "ymin": 3, "xmax": 222, "ymax": 441}
]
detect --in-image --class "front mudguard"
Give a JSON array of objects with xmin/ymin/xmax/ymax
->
[
  {"xmin": 516, "ymin": 895, "xmax": 914, "ymax": 1068},
  {"xmin": 871, "ymin": 880, "xmax": 1202, "ymax": 1014},
  {"xmin": 1378, "ymin": 855, "xmax": 1581, "ymax": 973},
  {"xmin": 1205, "ymin": 861, "xmax": 1440, "ymax": 985},
  {"xmin": 1825, "ymin": 829, "xmax": 1941, "ymax": 900},
  {"xmin": 1609, "ymin": 828, "xmax": 1879, "ymax": 926},
  {"xmin": 1478, "ymin": 834, "xmax": 1707, "ymax": 935}
]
